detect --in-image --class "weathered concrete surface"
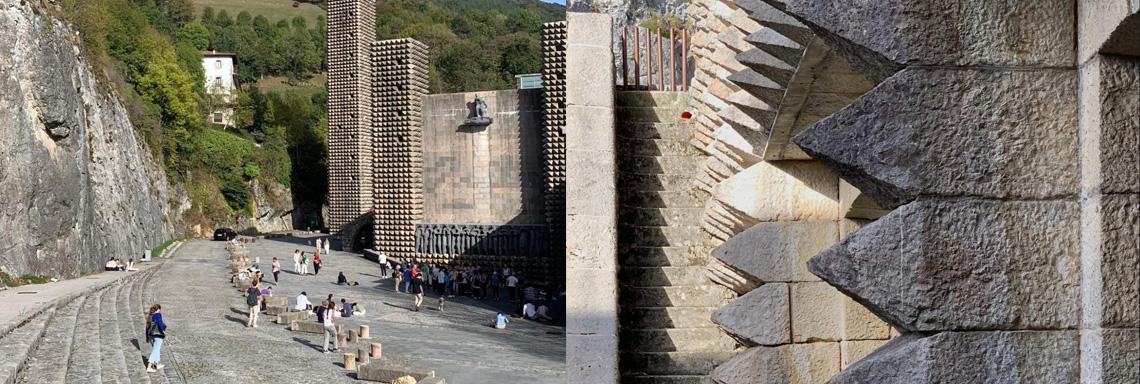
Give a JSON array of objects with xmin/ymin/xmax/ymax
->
[
  {"xmin": 810, "ymin": 200, "xmax": 1081, "ymax": 331},
  {"xmin": 830, "ymin": 331, "xmax": 1080, "ymax": 384},
  {"xmin": 1079, "ymin": 1, "xmax": 1140, "ymax": 60},
  {"xmin": 357, "ymin": 360, "xmax": 434, "ymax": 383},
  {"xmin": 153, "ymin": 240, "xmax": 564, "ymax": 383},
  {"xmin": 796, "ymin": 68, "xmax": 1079, "ymax": 209},
  {"xmin": 0, "ymin": 0, "xmax": 178, "ymax": 278}
]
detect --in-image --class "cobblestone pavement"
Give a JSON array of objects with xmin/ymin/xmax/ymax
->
[{"xmin": 151, "ymin": 238, "xmax": 565, "ymax": 384}]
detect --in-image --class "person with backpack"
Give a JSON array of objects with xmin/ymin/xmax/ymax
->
[
  {"xmin": 145, "ymin": 304, "xmax": 166, "ymax": 372},
  {"xmin": 246, "ymin": 282, "xmax": 262, "ymax": 328}
]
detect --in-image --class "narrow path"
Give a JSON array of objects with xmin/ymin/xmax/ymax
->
[{"xmin": 152, "ymin": 239, "xmax": 565, "ymax": 383}]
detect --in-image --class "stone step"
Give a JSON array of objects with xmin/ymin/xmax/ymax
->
[
  {"xmin": 99, "ymin": 283, "xmax": 131, "ymax": 384},
  {"xmin": 19, "ymin": 295, "xmax": 84, "ymax": 384},
  {"xmin": 615, "ymin": 91, "xmax": 688, "ymax": 109},
  {"xmin": 616, "ymin": 107, "xmax": 688, "ymax": 124},
  {"xmin": 620, "ymin": 307, "xmax": 716, "ymax": 330},
  {"xmin": 617, "ymin": 155, "xmax": 705, "ymax": 177},
  {"xmin": 736, "ymin": 48, "xmax": 797, "ymax": 85},
  {"xmin": 616, "ymin": 137, "xmax": 703, "ymax": 158},
  {"xmin": 619, "ymin": 190, "xmax": 707, "ymax": 209},
  {"xmin": 119, "ymin": 276, "xmax": 149, "ymax": 384},
  {"xmin": 618, "ymin": 246, "xmax": 709, "ymax": 267},
  {"xmin": 617, "ymin": 122, "xmax": 694, "ymax": 141},
  {"xmin": 619, "ymin": 225, "xmax": 710, "ymax": 248},
  {"xmin": 619, "ymin": 207, "xmax": 705, "ymax": 227},
  {"xmin": 66, "ymin": 288, "xmax": 105, "ymax": 384},
  {"xmin": 620, "ymin": 328, "xmax": 738, "ymax": 352},
  {"xmin": 620, "ymin": 350, "xmax": 739, "ymax": 376},
  {"xmin": 745, "ymin": 28, "xmax": 806, "ymax": 65},
  {"xmin": 617, "ymin": 173, "xmax": 703, "ymax": 194},
  {"xmin": 620, "ymin": 285, "xmax": 734, "ymax": 308},
  {"xmin": 621, "ymin": 375, "xmax": 711, "ymax": 384},
  {"xmin": 619, "ymin": 266, "xmax": 711, "ymax": 287},
  {"xmin": 0, "ymin": 309, "xmax": 53, "ymax": 384}
]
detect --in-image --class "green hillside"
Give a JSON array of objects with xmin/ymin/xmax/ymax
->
[{"xmin": 192, "ymin": 0, "xmax": 324, "ymax": 26}]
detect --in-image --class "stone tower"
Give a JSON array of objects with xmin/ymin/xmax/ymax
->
[{"xmin": 326, "ymin": 0, "xmax": 376, "ymax": 231}]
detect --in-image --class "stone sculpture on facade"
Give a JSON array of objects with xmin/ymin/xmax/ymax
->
[{"xmin": 463, "ymin": 95, "xmax": 493, "ymax": 126}]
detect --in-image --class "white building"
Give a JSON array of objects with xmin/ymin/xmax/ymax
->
[{"xmin": 202, "ymin": 51, "xmax": 238, "ymax": 126}]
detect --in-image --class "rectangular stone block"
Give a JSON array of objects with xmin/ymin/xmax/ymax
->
[
  {"xmin": 1100, "ymin": 194, "xmax": 1139, "ymax": 328},
  {"xmin": 265, "ymin": 305, "xmax": 288, "ymax": 316},
  {"xmin": 566, "ymin": 266, "xmax": 617, "ymax": 335},
  {"xmin": 843, "ymin": 296, "xmax": 891, "ymax": 341},
  {"xmin": 419, "ymin": 378, "xmax": 446, "ymax": 384},
  {"xmin": 712, "ymin": 282, "xmax": 790, "ymax": 346},
  {"xmin": 841, "ymin": 339, "xmax": 889, "ymax": 369},
  {"xmin": 567, "ymin": 150, "xmax": 616, "ymax": 217},
  {"xmin": 277, "ymin": 311, "xmax": 309, "ymax": 324},
  {"xmin": 356, "ymin": 360, "xmax": 434, "ymax": 383},
  {"xmin": 265, "ymin": 296, "xmax": 287, "ymax": 307},
  {"xmin": 566, "ymin": 105, "xmax": 615, "ymax": 152},
  {"xmin": 791, "ymin": 282, "xmax": 843, "ymax": 343},
  {"xmin": 290, "ymin": 320, "xmax": 339, "ymax": 335},
  {"xmin": 1102, "ymin": 328, "xmax": 1139, "ymax": 384},
  {"xmin": 568, "ymin": 333, "xmax": 618, "ymax": 383},
  {"xmin": 711, "ymin": 343, "xmax": 840, "ymax": 384},
  {"xmin": 712, "ymin": 221, "xmax": 838, "ymax": 283}
]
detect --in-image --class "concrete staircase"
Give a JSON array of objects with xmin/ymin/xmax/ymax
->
[
  {"xmin": 616, "ymin": 91, "xmax": 739, "ymax": 384},
  {"xmin": 1, "ymin": 267, "xmax": 173, "ymax": 384}
]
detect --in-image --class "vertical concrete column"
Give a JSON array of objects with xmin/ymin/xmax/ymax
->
[
  {"xmin": 564, "ymin": 12, "xmax": 617, "ymax": 383},
  {"xmin": 326, "ymin": 0, "xmax": 376, "ymax": 230}
]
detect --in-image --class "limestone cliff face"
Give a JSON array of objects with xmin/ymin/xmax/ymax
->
[{"xmin": 0, "ymin": 0, "xmax": 179, "ymax": 278}]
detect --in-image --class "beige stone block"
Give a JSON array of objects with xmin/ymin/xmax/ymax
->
[
  {"xmin": 566, "ymin": 12, "xmax": 613, "ymax": 47},
  {"xmin": 565, "ymin": 266, "xmax": 617, "ymax": 335},
  {"xmin": 566, "ymin": 149, "xmax": 616, "ymax": 217},
  {"xmin": 711, "ymin": 161, "xmax": 839, "ymax": 224},
  {"xmin": 565, "ymin": 105, "xmax": 614, "ymax": 152},
  {"xmin": 792, "ymin": 282, "xmax": 844, "ymax": 342},
  {"xmin": 711, "ymin": 283, "xmax": 791, "ymax": 345},
  {"xmin": 841, "ymin": 339, "xmax": 889, "ymax": 369},
  {"xmin": 712, "ymin": 221, "xmax": 837, "ymax": 283},
  {"xmin": 843, "ymin": 296, "xmax": 891, "ymax": 341},
  {"xmin": 710, "ymin": 343, "xmax": 840, "ymax": 384},
  {"xmin": 567, "ymin": 214, "xmax": 617, "ymax": 269},
  {"xmin": 1100, "ymin": 194, "xmax": 1139, "ymax": 328},
  {"xmin": 565, "ymin": 46, "xmax": 615, "ymax": 108},
  {"xmin": 567, "ymin": 333, "xmax": 618, "ymax": 383}
]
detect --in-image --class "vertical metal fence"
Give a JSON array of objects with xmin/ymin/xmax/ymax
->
[{"xmin": 618, "ymin": 27, "xmax": 689, "ymax": 91}]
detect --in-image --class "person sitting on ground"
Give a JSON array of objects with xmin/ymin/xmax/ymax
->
[
  {"xmin": 126, "ymin": 258, "xmax": 138, "ymax": 271},
  {"xmin": 105, "ymin": 258, "xmax": 119, "ymax": 271},
  {"xmin": 295, "ymin": 291, "xmax": 313, "ymax": 312},
  {"xmin": 336, "ymin": 272, "xmax": 359, "ymax": 287},
  {"xmin": 259, "ymin": 286, "xmax": 274, "ymax": 311},
  {"xmin": 340, "ymin": 299, "xmax": 357, "ymax": 318},
  {"xmin": 534, "ymin": 305, "xmax": 553, "ymax": 322},
  {"xmin": 493, "ymin": 312, "xmax": 509, "ymax": 329},
  {"xmin": 523, "ymin": 302, "xmax": 537, "ymax": 320}
]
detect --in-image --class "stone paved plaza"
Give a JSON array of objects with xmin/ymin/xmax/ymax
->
[{"xmin": 151, "ymin": 237, "xmax": 565, "ymax": 383}]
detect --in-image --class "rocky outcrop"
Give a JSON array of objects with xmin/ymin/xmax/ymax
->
[{"xmin": 0, "ymin": 0, "xmax": 178, "ymax": 278}]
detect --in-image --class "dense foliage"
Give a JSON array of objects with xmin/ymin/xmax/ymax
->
[{"xmin": 53, "ymin": 0, "xmax": 560, "ymax": 232}]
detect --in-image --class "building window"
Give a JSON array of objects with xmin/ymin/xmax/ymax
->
[
  {"xmin": 214, "ymin": 76, "xmax": 223, "ymax": 88},
  {"xmin": 213, "ymin": 112, "xmax": 223, "ymax": 123},
  {"xmin": 215, "ymin": 60, "xmax": 222, "ymax": 69}
]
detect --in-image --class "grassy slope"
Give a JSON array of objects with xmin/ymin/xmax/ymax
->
[
  {"xmin": 255, "ymin": 73, "xmax": 326, "ymax": 98},
  {"xmin": 192, "ymin": 0, "xmax": 324, "ymax": 26}
]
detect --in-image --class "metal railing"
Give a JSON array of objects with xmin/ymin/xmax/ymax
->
[{"xmin": 618, "ymin": 27, "xmax": 689, "ymax": 92}]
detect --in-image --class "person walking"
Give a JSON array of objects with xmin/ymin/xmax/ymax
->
[
  {"xmin": 313, "ymin": 253, "xmax": 323, "ymax": 275},
  {"xmin": 411, "ymin": 272, "xmax": 425, "ymax": 311},
  {"xmin": 300, "ymin": 252, "xmax": 310, "ymax": 275},
  {"xmin": 315, "ymin": 238, "xmax": 323, "ymax": 255},
  {"xmin": 393, "ymin": 265, "xmax": 403, "ymax": 292},
  {"xmin": 293, "ymin": 250, "xmax": 302, "ymax": 274},
  {"xmin": 271, "ymin": 257, "xmax": 281, "ymax": 283},
  {"xmin": 145, "ymin": 304, "xmax": 167, "ymax": 372},
  {"xmin": 323, "ymin": 238, "xmax": 330, "ymax": 255},
  {"xmin": 507, "ymin": 273, "xmax": 519, "ymax": 302},
  {"xmin": 246, "ymin": 282, "xmax": 262, "ymax": 328},
  {"xmin": 402, "ymin": 266, "xmax": 413, "ymax": 293},
  {"xmin": 378, "ymin": 252, "xmax": 389, "ymax": 276},
  {"xmin": 490, "ymin": 271, "xmax": 502, "ymax": 301},
  {"xmin": 322, "ymin": 302, "xmax": 339, "ymax": 353}
]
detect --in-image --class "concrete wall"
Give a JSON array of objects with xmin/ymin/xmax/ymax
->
[
  {"xmin": 420, "ymin": 89, "xmax": 544, "ymax": 225},
  {"xmin": 563, "ymin": 12, "xmax": 618, "ymax": 384}
]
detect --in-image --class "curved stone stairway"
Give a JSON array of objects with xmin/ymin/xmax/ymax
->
[{"xmin": 1, "ymin": 265, "xmax": 182, "ymax": 384}]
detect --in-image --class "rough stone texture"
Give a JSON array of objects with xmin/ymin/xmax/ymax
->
[
  {"xmin": 711, "ymin": 283, "xmax": 789, "ymax": 346},
  {"xmin": 767, "ymin": 0, "xmax": 1075, "ymax": 76},
  {"xmin": 840, "ymin": 339, "xmax": 889, "ymax": 369},
  {"xmin": 790, "ymin": 282, "xmax": 843, "ymax": 343},
  {"xmin": 326, "ymin": 0, "xmax": 376, "ymax": 230},
  {"xmin": 712, "ymin": 221, "xmax": 836, "ymax": 283},
  {"xmin": 1100, "ymin": 194, "xmax": 1140, "ymax": 328},
  {"xmin": 420, "ymin": 90, "xmax": 544, "ymax": 225},
  {"xmin": 1102, "ymin": 328, "xmax": 1140, "ymax": 384},
  {"xmin": 796, "ymin": 68, "xmax": 1079, "ymax": 210},
  {"xmin": 357, "ymin": 360, "xmax": 434, "ymax": 383},
  {"xmin": 1079, "ymin": 1, "xmax": 1140, "ymax": 61},
  {"xmin": 831, "ymin": 331, "xmax": 1080, "ymax": 384},
  {"xmin": 1096, "ymin": 55, "xmax": 1140, "ymax": 195},
  {"xmin": 710, "ymin": 343, "xmax": 839, "ymax": 384},
  {"xmin": 811, "ymin": 200, "xmax": 1081, "ymax": 331},
  {"xmin": 703, "ymin": 161, "xmax": 839, "ymax": 242},
  {"xmin": 0, "ymin": 0, "xmax": 177, "ymax": 278},
  {"xmin": 842, "ymin": 296, "xmax": 890, "ymax": 341},
  {"xmin": 564, "ymin": 12, "xmax": 619, "ymax": 384}
]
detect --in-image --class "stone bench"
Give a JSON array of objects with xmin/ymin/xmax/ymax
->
[
  {"xmin": 265, "ymin": 305, "xmax": 288, "ymax": 316},
  {"xmin": 419, "ymin": 378, "xmax": 447, "ymax": 384},
  {"xmin": 356, "ymin": 360, "xmax": 434, "ymax": 383},
  {"xmin": 277, "ymin": 311, "xmax": 310, "ymax": 324},
  {"xmin": 265, "ymin": 296, "xmax": 287, "ymax": 307},
  {"xmin": 290, "ymin": 320, "xmax": 341, "ymax": 334}
]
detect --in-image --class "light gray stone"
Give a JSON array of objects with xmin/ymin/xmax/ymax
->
[
  {"xmin": 1079, "ymin": 1, "xmax": 1140, "ymax": 61},
  {"xmin": 710, "ymin": 343, "xmax": 839, "ymax": 384},
  {"xmin": 790, "ymin": 281, "xmax": 843, "ymax": 342},
  {"xmin": 356, "ymin": 360, "xmax": 434, "ymax": 383},
  {"xmin": 711, "ymin": 283, "xmax": 790, "ymax": 346},
  {"xmin": 767, "ymin": 0, "xmax": 1074, "ymax": 73},
  {"xmin": 810, "ymin": 199, "xmax": 1081, "ymax": 331},
  {"xmin": 712, "ymin": 221, "xmax": 837, "ymax": 283},
  {"xmin": 796, "ymin": 68, "xmax": 1079, "ymax": 209},
  {"xmin": 0, "ymin": 0, "xmax": 177, "ymax": 278},
  {"xmin": 1102, "ymin": 328, "xmax": 1140, "ymax": 384},
  {"xmin": 830, "ymin": 331, "xmax": 1079, "ymax": 384},
  {"xmin": 1101, "ymin": 194, "xmax": 1139, "ymax": 328},
  {"xmin": 1097, "ymin": 56, "xmax": 1140, "ymax": 194}
]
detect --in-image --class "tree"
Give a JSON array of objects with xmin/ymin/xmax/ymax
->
[{"xmin": 175, "ymin": 22, "xmax": 210, "ymax": 51}]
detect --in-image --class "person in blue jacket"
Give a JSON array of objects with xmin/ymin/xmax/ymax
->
[{"xmin": 145, "ymin": 304, "xmax": 167, "ymax": 373}]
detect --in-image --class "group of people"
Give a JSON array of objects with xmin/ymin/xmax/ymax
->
[
  {"xmin": 105, "ymin": 258, "xmax": 138, "ymax": 272},
  {"xmin": 393, "ymin": 263, "xmax": 524, "ymax": 302}
]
